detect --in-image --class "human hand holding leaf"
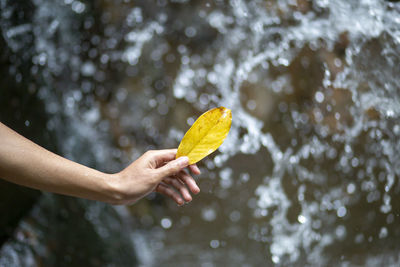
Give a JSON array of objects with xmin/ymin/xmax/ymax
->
[{"xmin": 176, "ymin": 107, "xmax": 232, "ymax": 164}]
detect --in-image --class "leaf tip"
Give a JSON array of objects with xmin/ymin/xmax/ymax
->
[{"xmin": 219, "ymin": 106, "xmax": 232, "ymax": 120}]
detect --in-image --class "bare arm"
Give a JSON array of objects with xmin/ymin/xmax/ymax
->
[{"xmin": 0, "ymin": 122, "xmax": 200, "ymax": 205}]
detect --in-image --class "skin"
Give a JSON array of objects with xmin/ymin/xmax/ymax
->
[{"xmin": 0, "ymin": 122, "xmax": 201, "ymax": 205}]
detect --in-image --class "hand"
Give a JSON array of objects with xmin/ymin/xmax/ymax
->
[
  {"xmin": 0, "ymin": 122, "xmax": 200, "ymax": 205},
  {"xmin": 109, "ymin": 149, "xmax": 201, "ymax": 205}
]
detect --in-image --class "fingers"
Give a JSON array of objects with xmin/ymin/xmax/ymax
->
[
  {"xmin": 163, "ymin": 177, "xmax": 192, "ymax": 202},
  {"xmin": 145, "ymin": 149, "xmax": 201, "ymax": 177},
  {"xmin": 154, "ymin": 170, "xmax": 200, "ymax": 205},
  {"xmin": 145, "ymin": 149, "xmax": 201, "ymax": 205},
  {"xmin": 155, "ymin": 183, "xmax": 184, "ymax": 206},
  {"xmin": 177, "ymin": 170, "xmax": 200, "ymax": 194},
  {"xmin": 155, "ymin": 156, "xmax": 189, "ymax": 179},
  {"xmin": 189, "ymin": 164, "xmax": 201, "ymax": 175},
  {"xmin": 145, "ymin": 149, "xmax": 177, "ymax": 166}
]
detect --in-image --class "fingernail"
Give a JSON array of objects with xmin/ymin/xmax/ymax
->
[{"xmin": 177, "ymin": 156, "xmax": 189, "ymax": 167}]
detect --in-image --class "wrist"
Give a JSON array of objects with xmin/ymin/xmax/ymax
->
[{"xmin": 102, "ymin": 172, "xmax": 126, "ymax": 205}]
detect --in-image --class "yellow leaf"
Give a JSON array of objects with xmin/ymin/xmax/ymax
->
[{"xmin": 176, "ymin": 107, "xmax": 232, "ymax": 164}]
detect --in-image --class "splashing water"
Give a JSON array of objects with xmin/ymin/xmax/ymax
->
[
  {"xmin": 172, "ymin": 1, "xmax": 400, "ymax": 264},
  {"xmin": 1, "ymin": 0, "xmax": 400, "ymax": 266}
]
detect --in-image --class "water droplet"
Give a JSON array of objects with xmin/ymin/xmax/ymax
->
[
  {"xmin": 246, "ymin": 99, "xmax": 256, "ymax": 110},
  {"xmin": 219, "ymin": 168, "xmax": 233, "ymax": 188},
  {"xmin": 71, "ymin": 1, "xmax": 86, "ymax": 14},
  {"xmin": 355, "ymin": 233, "xmax": 364, "ymax": 244},
  {"xmin": 298, "ymin": 215, "xmax": 307, "ymax": 224},
  {"xmin": 161, "ymin": 218, "xmax": 172, "ymax": 229},
  {"xmin": 81, "ymin": 61, "xmax": 96, "ymax": 76},
  {"xmin": 347, "ymin": 183, "xmax": 356, "ymax": 194},
  {"xmin": 229, "ymin": 210, "xmax": 241, "ymax": 222},
  {"xmin": 393, "ymin": 125, "xmax": 400, "ymax": 135},
  {"xmin": 334, "ymin": 58, "xmax": 342, "ymax": 67},
  {"xmin": 210, "ymin": 239, "xmax": 220, "ymax": 248},
  {"xmin": 201, "ymin": 207, "xmax": 217, "ymax": 222},
  {"xmin": 335, "ymin": 225, "xmax": 346, "ymax": 239},
  {"xmin": 185, "ymin": 26, "xmax": 197, "ymax": 38},
  {"xmin": 351, "ymin": 157, "xmax": 359, "ymax": 167},
  {"xmin": 386, "ymin": 109, "xmax": 394, "ymax": 117},
  {"xmin": 379, "ymin": 227, "xmax": 388, "ymax": 239},
  {"xmin": 272, "ymin": 255, "xmax": 280, "ymax": 264},
  {"xmin": 186, "ymin": 117, "xmax": 195, "ymax": 126},
  {"xmin": 239, "ymin": 173, "xmax": 250, "ymax": 183},
  {"xmin": 386, "ymin": 214, "xmax": 394, "ymax": 224},
  {"xmin": 315, "ymin": 91, "xmax": 325, "ymax": 103},
  {"xmin": 337, "ymin": 206, "xmax": 347, "ymax": 217}
]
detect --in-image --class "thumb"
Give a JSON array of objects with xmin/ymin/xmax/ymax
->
[{"xmin": 156, "ymin": 156, "xmax": 189, "ymax": 179}]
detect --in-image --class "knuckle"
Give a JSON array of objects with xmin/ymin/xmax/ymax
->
[
  {"xmin": 176, "ymin": 181, "xmax": 184, "ymax": 189},
  {"xmin": 155, "ymin": 187, "xmax": 162, "ymax": 194},
  {"xmin": 173, "ymin": 162, "xmax": 182, "ymax": 172},
  {"xmin": 164, "ymin": 189, "xmax": 171, "ymax": 196},
  {"xmin": 151, "ymin": 170, "xmax": 162, "ymax": 183},
  {"xmin": 163, "ymin": 164, "xmax": 178, "ymax": 177},
  {"xmin": 166, "ymin": 187, "xmax": 174, "ymax": 195},
  {"xmin": 144, "ymin": 150, "xmax": 154, "ymax": 157},
  {"xmin": 180, "ymin": 175, "xmax": 189, "ymax": 182}
]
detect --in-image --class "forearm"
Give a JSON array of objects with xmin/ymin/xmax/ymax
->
[{"xmin": 0, "ymin": 122, "xmax": 116, "ymax": 202}]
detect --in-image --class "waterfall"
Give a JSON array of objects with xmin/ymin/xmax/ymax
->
[{"xmin": 1, "ymin": 0, "xmax": 399, "ymax": 266}]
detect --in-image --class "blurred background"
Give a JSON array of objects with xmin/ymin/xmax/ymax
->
[{"xmin": 1, "ymin": 0, "xmax": 400, "ymax": 266}]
